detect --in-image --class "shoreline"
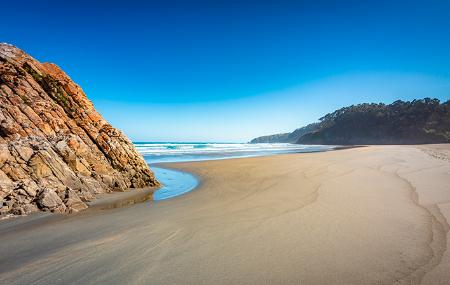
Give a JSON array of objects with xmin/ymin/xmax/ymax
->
[
  {"xmin": 0, "ymin": 143, "xmax": 442, "ymax": 226},
  {"xmin": 0, "ymin": 144, "xmax": 393, "ymax": 223},
  {"xmin": 0, "ymin": 143, "xmax": 444, "ymax": 225},
  {"xmin": 1, "ymin": 144, "xmax": 338, "ymax": 221},
  {"xmin": 1, "ymin": 144, "xmax": 449, "ymax": 284}
]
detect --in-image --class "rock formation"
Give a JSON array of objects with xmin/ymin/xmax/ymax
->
[{"xmin": 0, "ymin": 43, "xmax": 159, "ymax": 216}]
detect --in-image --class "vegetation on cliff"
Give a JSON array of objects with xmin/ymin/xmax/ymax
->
[
  {"xmin": 298, "ymin": 98, "xmax": 450, "ymax": 145},
  {"xmin": 252, "ymin": 99, "xmax": 449, "ymax": 145}
]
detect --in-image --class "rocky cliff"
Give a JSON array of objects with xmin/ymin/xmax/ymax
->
[
  {"xmin": 250, "ymin": 123, "xmax": 319, "ymax": 143},
  {"xmin": 0, "ymin": 43, "xmax": 159, "ymax": 216},
  {"xmin": 250, "ymin": 133, "xmax": 290, "ymax": 143}
]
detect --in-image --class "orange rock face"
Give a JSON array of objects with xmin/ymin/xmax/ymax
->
[{"xmin": 0, "ymin": 43, "xmax": 159, "ymax": 216}]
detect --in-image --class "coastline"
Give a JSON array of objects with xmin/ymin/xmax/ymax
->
[
  {"xmin": 0, "ymin": 146, "xmax": 334, "ymax": 221},
  {"xmin": 1, "ymin": 145, "xmax": 449, "ymax": 284},
  {"xmin": 0, "ymin": 145, "xmax": 353, "ymax": 222}
]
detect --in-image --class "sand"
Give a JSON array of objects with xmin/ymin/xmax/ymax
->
[{"xmin": 0, "ymin": 145, "xmax": 449, "ymax": 284}]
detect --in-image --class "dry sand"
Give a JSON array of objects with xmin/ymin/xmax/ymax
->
[{"xmin": 0, "ymin": 145, "xmax": 449, "ymax": 284}]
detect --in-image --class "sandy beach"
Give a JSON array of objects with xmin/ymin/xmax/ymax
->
[{"xmin": 1, "ymin": 145, "xmax": 449, "ymax": 284}]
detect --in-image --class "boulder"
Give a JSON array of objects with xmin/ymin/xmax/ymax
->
[
  {"xmin": 38, "ymin": 189, "xmax": 66, "ymax": 212},
  {"xmin": 64, "ymin": 189, "xmax": 88, "ymax": 213}
]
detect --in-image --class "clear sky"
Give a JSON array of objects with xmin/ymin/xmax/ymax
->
[{"xmin": 2, "ymin": 0, "xmax": 450, "ymax": 142}]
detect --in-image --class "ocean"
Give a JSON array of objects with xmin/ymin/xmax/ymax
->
[
  {"xmin": 135, "ymin": 142, "xmax": 334, "ymax": 200},
  {"xmin": 135, "ymin": 142, "xmax": 334, "ymax": 164}
]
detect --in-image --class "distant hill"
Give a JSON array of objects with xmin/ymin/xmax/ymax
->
[
  {"xmin": 250, "ymin": 133, "xmax": 290, "ymax": 143},
  {"xmin": 251, "ymin": 98, "xmax": 450, "ymax": 145},
  {"xmin": 250, "ymin": 123, "xmax": 319, "ymax": 143},
  {"xmin": 298, "ymin": 98, "xmax": 450, "ymax": 145}
]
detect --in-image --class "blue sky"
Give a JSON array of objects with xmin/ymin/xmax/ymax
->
[{"xmin": 2, "ymin": 0, "xmax": 450, "ymax": 142}]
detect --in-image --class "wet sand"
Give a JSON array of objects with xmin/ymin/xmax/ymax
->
[{"xmin": 0, "ymin": 145, "xmax": 449, "ymax": 284}]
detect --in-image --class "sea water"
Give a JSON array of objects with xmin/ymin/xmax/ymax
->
[
  {"xmin": 151, "ymin": 167, "xmax": 198, "ymax": 201},
  {"xmin": 135, "ymin": 143, "xmax": 334, "ymax": 201},
  {"xmin": 135, "ymin": 142, "xmax": 333, "ymax": 164}
]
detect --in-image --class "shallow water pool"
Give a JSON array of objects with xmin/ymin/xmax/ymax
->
[{"xmin": 151, "ymin": 167, "xmax": 199, "ymax": 200}]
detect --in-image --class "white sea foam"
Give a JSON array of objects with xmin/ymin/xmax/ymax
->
[{"xmin": 135, "ymin": 142, "xmax": 333, "ymax": 163}]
